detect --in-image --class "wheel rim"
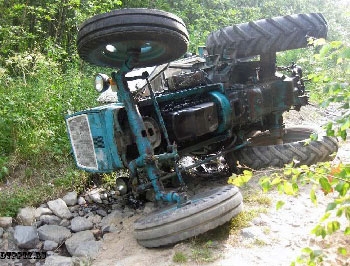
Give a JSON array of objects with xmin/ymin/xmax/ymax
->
[
  {"xmin": 151, "ymin": 187, "xmax": 225, "ymax": 216},
  {"xmin": 101, "ymin": 40, "xmax": 166, "ymax": 63},
  {"xmin": 77, "ymin": 8, "xmax": 189, "ymax": 68}
]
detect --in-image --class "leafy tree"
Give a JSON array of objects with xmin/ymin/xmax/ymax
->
[{"xmin": 308, "ymin": 39, "xmax": 350, "ymax": 140}]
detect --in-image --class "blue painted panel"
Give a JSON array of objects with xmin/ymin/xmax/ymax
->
[{"xmin": 65, "ymin": 103, "xmax": 125, "ymax": 172}]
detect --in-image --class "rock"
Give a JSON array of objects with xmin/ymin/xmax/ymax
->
[
  {"xmin": 43, "ymin": 240, "xmax": 58, "ymax": 251},
  {"xmin": 143, "ymin": 202, "xmax": 156, "ymax": 214},
  {"xmin": 111, "ymin": 204, "xmax": 122, "ymax": 210},
  {"xmin": 40, "ymin": 215, "xmax": 62, "ymax": 225},
  {"xmin": 47, "ymin": 198, "xmax": 73, "ymax": 219},
  {"xmin": 35, "ymin": 207, "xmax": 53, "ymax": 219},
  {"xmin": 100, "ymin": 193, "xmax": 108, "ymax": 200},
  {"xmin": 101, "ymin": 224, "xmax": 119, "ymax": 234},
  {"xmin": 59, "ymin": 219, "xmax": 70, "ymax": 227},
  {"xmin": 65, "ymin": 230, "xmax": 101, "ymax": 258},
  {"xmin": 0, "ymin": 227, "xmax": 3, "ymax": 238},
  {"xmin": 88, "ymin": 189, "xmax": 102, "ymax": 203},
  {"xmin": 85, "ymin": 212, "xmax": 94, "ymax": 218},
  {"xmin": 96, "ymin": 209, "xmax": 107, "ymax": 217},
  {"xmin": 77, "ymin": 197, "xmax": 86, "ymax": 205},
  {"xmin": 83, "ymin": 207, "xmax": 92, "ymax": 214},
  {"xmin": 34, "ymin": 220, "xmax": 43, "ymax": 228},
  {"xmin": 241, "ymin": 226, "xmax": 270, "ymax": 245},
  {"xmin": 252, "ymin": 216, "xmax": 270, "ymax": 226},
  {"xmin": 44, "ymin": 255, "xmax": 74, "ymax": 266},
  {"xmin": 71, "ymin": 240, "xmax": 102, "ymax": 258},
  {"xmin": 38, "ymin": 225, "xmax": 71, "ymax": 244},
  {"xmin": 2, "ymin": 226, "xmax": 18, "ymax": 250},
  {"xmin": 91, "ymin": 229, "xmax": 102, "ymax": 240},
  {"xmin": 241, "ymin": 226, "xmax": 264, "ymax": 239},
  {"xmin": 47, "ymin": 251, "xmax": 55, "ymax": 256},
  {"xmin": 100, "ymin": 210, "xmax": 123, "ymax": 227},
  {"xmin": 122, "ymin": 209, "xmax": 135, "ymax": 218},
  {"xmin": 14, "ymin": 225, "xmax": 39, "ymax": 249},
  {"xmin": 69, "ymin": 205, "xmax": 79, "ymax": 212},
  {"xmin": 0, "ymin": 217, "xmax": 12, "ymax": 228},
  {"xmin": 62, "ymin": 191, "xmax": 78, "ymax": 206},
  {"xmin": 70, "ymin": 217, "xmax": 93, "ymax": 232},
  {"xmin": 87, "ymin": 214, "xmax": 101, "ymax": 225},
  {"xmin": 85, "ymin": 195, "xmax": 93, "ymax": 203},
  {"xmin": 17, "ymin": 207, "xmax": 36, "ymax": 225}
]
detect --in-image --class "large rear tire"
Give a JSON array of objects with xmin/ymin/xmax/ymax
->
[
  {"xmin": 206, "ymin": 13, "xmax": 327, "ymax": 58},
  {"xmin": 229, "ymin": 127, "xmax": 338, "ymax": 170},
  {"xmin": 78, "ymin": 8, "xmax": 189, "ymax": 68},
  {"xmin": 134, "ymin": 185, "xmax": 243, "ymax": 248}
]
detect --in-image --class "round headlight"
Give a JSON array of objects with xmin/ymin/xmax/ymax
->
[{"xmin": 95, "ymin": 73, "xmax": 110, "ymax": 93}]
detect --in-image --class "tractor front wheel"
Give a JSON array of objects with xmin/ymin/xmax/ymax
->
[{"xmin": 134, "ymin": 185, "xmax": 243, "ymax": 247}]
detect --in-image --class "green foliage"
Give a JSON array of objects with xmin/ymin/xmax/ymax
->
[
  {"xmin": 0, "ymin": 51, "xmax": 97, "ymax": 165},
  {"xmin": 293, "ymin": 247, "xmax": 324, "ymax": 266},
  {"xmin": 228, "ymin": 170, "xmax": 253, "ymax": 187},
  {"xmin": 0, "ymin": 48, "xmax": 97, "ymax": 215},
  {"xmin": 307, "ymin": 39, "xmax": 350, "ymax": 140}
]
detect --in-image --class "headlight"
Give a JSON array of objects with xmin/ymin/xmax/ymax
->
[{"xmin": 95, "ymin": 73, "xmax": 110, "ymax": 93}]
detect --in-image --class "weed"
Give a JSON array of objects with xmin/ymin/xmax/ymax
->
[
  {"xmin": 191, "ymin": 240, "xmax": 218, "ymax": 263},
  {"xmin": 229, "ymin": 192, "xmax": 269, "ymax": 234},
  {"xmin": 244, "ymin": 192, "xmax": 272, "ymax": 206},
  {"xmin": 263, "ymin": 227, "xmax": 271, "ymax": 235},
  {"xmin": 230, "ymin": 210, "xmax": 258, "ymax": 232},
  {"xmin": 173, "ymin": 251, "xmax": 188, "ymax": 263},
  {"xmin": 101, "ymin": 173, "xmax": 117, "ymax": 189},
  {"xmin": 253, "ymin": 239, "xmax": 268, "ymax": 246}
]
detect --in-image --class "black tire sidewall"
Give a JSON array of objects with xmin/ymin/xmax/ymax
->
[
  {"xmin": 134, "ymin": 185, "xmax": 243, "ymax": 247},
  {"xmin": 77, "ymin": 9, "xmax": 189, "ymax": 67},
  {"xmin": 233, "ymin": 127, "xmax": 338, "ymax": 169}
]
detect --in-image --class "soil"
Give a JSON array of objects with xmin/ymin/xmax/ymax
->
[{"xmin": 92, "ymin": 104, "xmax": 350, "ymax": 266}]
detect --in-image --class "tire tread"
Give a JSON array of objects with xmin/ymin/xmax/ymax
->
[{"xmin": 206, "ymin": 13, "xmax": 327, "ymax": 58}]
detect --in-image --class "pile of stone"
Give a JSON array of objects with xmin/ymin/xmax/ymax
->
[{"xmin": 0, "ymin": 188, "xmax": 138, "ymax": 266}]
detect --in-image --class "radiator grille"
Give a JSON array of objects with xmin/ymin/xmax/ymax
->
[{"xmin": 67, "ymin": 114, "xmax": 98, "ymax": 170}]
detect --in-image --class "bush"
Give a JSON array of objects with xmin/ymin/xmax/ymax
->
[{"xmin": 0, "ymin": 51, "xmax": 97, "ymax": 166}]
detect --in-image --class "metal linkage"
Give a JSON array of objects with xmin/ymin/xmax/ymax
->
[
  {"xmin": 145, "ymin": 76, "xmax": 186, "ymax": 188},
  {"xmin": 111, "ymin": 51, "xmax": 187, "ymax": 206}
]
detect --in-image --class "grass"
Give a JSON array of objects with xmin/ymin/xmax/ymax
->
[
  {"xmin": 0, "ymin": 160, "xmax": 90, "ymax": 217},
  {"xmin": 244, "ymin": 191, "xmax": 272, "ymax": 206},
  {"xmin": 173, "ymin": 251, "xmax": 188, "ymax": 263},
  {"xmin": 229, "ymin": 190, "xmax": 271, "ymax": 234},
  {"xmin": 190, "ymin": 240, "xmax": 221, "ymax": 263},
  {"xmin": 0, "ymin": 55, "xmax": 99, "ymax": 217},
  {"xmin": 253, "ymin": 239, "xmax": 268, "ymax": 247}
]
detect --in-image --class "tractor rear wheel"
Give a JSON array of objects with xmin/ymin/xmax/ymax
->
[
  {"xmin": 206, "ymin": 13, "xmax": 327, "ymax": 58},
  {"xmin": 227, "ymin": 127, "xmax": 338, "ymax": 170}
]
